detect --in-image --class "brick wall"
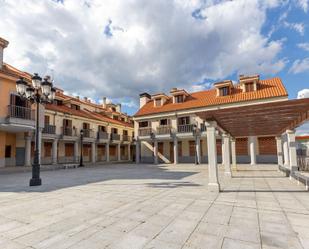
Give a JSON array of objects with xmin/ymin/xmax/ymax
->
[
  {"xmin": 258, "ymin": 136, "xmax": 276, "ymax": 155},
  {"xmin": 236, "ymin": 138, "xmax": 248, "ymax": 155}
]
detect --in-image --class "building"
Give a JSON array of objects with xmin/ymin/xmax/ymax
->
[
  {"xmin": 0, "ymin": 37, "xmax": 134, "ymax": 167},
  {"xmin": 296, "ymin": 136, "xmax": 309, "ymax": 156},
  {"xmin": 133, "ymin": 74, "xmax": 289, "ymax": 165}
]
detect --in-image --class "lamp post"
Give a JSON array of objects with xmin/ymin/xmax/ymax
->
[
  {"xmin": 16, "ymin": 74, "xmax": 56, "ymax": 186},
  {"xmin": 79, "ymin": 129, "xmax": 84, "ymax": 167},
  {"xmin": 192, "ymin": 124, "xmax": 200, "ymax": 165}
]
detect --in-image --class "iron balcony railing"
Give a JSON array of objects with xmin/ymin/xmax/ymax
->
[
  {"xmin": 111, "ymin": 133, "xmax": 120, "ymax": 140},
  {"xmin": 62, "ymin": 126, "xmax": 77, "ymax": 137},
  {"xmin": 122, "ymin": 135, "xmax": 131, "ymax": 141},
  {"xmin": 138, "ymin": 127, "xmax": 152, "ymax": 136},
  {"xmin": 97, "ymin": 131, "xmax": 109, "ymax": 140},
  {"xmin": 156, "ymin": 125, "xmax": 172, "ymax": 135},
  {"xmin": 200, "ymin": 124, "xmax": 206, "ymax": 132},
  {"xmin": 82, "ymin": 129, "xmax": 94, "ymax": 138},
  {"xmin": 7, "ymin": 105, "xmax": 34, "ymax": 120},
  {"xmin": 177, "ymin": 124, "xmax": 194, "ymax": 133},
  {"xmin": 43, "ymin": 124, "xmax": 56, "ymax": 134}
]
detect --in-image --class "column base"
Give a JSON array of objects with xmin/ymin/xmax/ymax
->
[
  {"xmin": 29, "ymin": 178, "xmax": 42, "ymax": 186},
  {"xmin": 224, "ymin": 171, "xmax": 232, "ymax": 178},
  {"xmin": 208, "ymin": 183, "xmax": 220, "ymax": 192}
]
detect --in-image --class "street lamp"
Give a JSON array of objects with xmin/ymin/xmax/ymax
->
[
  {"xmin": 16, "ymin": 74, "xmax": 56, "ymax": 186},
  {"xmin": 192, "ymin": 124, "xmax": 200, "ymax": 165},
  {"xmin": 79, "ymin": 129, "xmax": 84, "ymax": 167}
]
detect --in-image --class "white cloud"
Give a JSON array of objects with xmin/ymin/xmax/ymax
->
[
  {"xmin": 0, "ymin": 0, "xmax": 286, "ymax": 106},
  {"xmin": 296, "ymin": 0, "xmax": 309, "ymax": 12},
  {"xmin": 284, "ymin": 21, "xmax": 305, "ymax": 35},
  {"xmin": 298, "ymin": 43, "xmax": 309, "ymax": 52},
  {"xmin": 289, "ymin": 58, "xmax": 309, "ymax": 74},
  {"xmin": 297, "ymin": 88, "xmax": 309, "ymax": 98}
]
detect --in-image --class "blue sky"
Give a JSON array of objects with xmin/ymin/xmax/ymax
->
[{"xmin": 0, "ymin": 0, "xmax": 308, "ymax": 117}]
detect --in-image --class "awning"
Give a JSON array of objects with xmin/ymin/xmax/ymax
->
[{"xmin": 197, "ymin": 98, "xmax": 309, "ymax": 137}]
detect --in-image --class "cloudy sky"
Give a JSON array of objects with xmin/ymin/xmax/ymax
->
[{"xmin": 0, "ymin": 0, "xmax": 309, "ymax": 117}]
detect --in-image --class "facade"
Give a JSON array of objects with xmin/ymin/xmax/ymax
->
[
  {"xmin": 296, "ymin": 135, "xmax": 309, "ymax": 155},
  {"xmin": 0, "ymin": 37, "xmax": 134, "ymax": 167},
  {"xmin": 133, "ymin": 75, "xmax": 289, "ymax": 165}
]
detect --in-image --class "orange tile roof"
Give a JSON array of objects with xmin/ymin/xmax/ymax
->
[
  {"xmin": 296, "ymin": 136, "xmax": 309, "ymax": 140},
  {"xmin": 134, "ymin": 77, "xmax": 288, "ymax": 117},
  {"xmin": 0, "ymin": 63, "xmax": 32, "ymax": 81}
]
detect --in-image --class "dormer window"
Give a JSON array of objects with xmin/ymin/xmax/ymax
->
[
  {"xmin": 170, "ymin": 88, "xmax": 189, "ymax": 103},
  {"xmin": 175, "ymin": 95, "xmax": 184, "ymax": 103},
  {"xmin": 151, "ymin": 93, "xmax": 169, "ymax": 107},
  {"xmin": 155, "ymin": 98, "xmax": 162, "ymax": 107},
  {"xmin": 239, "ymin": 74, "xmax": 259, "ymax": 93},
  {"xmin": 214, "ymin": 80, "xmax": 233, "ymax": 97}
]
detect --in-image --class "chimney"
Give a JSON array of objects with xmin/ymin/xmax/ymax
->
[
  {"xmin": 0, "ymin": 37, "xmax": 9, "ymax": 69},
  {"xmin": 102, "ymin": 97, "xmax": 107, "ymax": 109},
  {"xmin": 116, "ymin": 103, "xmax": 121, "ymax": 112},
  {"xmin": 139, "ymin": 92, "xmax": 151, "ymax": 108},
  {"xmin": 84, "ymin": 97, "xmax": 88, "ymax": 101}
]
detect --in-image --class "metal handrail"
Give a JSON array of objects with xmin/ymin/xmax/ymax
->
[
  {"xmin": 157, "ymin": 125, "xmax": 172, "ymax": 135},
  {"xmin": 138, "ymin": 127, "xmax": 152, "ymax": 136},
  {"xmin": 177, "ymin": 124, "xmax": 194, "ymax": 133},
  {"xmin": 7, "ymin": 105, "xmax": 34, "ymax": 120},
  {"xmin": 43, "ymin": 124, "xmax": 56, "ymax": 134}
]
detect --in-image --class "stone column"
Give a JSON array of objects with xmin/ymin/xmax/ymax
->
[
  {"xmin": 136, "ymin": 140, "xmax": 140, "ymax": 164},
  {"xmin": 286, "ymin": 130, "xmax": 298, "ymax": 176},
  {"xmin": 92, "ymin": 142, "xmax": 96, "ymax": 163},
  {"xmin": 128, "ymin": 144, "xmax": 131, "ymax": 161},
  {"xmin": 117, "ymin": 143, "xmax": 121, "ymax": 161},
  {"xmin": 223, "ymin": 134, "xmax": 232, "ymax": 177},
  {"xmin": 74, "ymin": 141, "xmax": 79, "ymax": 163},
  {"xmin": 154, "ymin": 140, "xmax": 158, "ymax": 164},
  {"xmin": 249, "ymin": 136, "xmax": 257, "ymax": 165},
  {"xmin": 24, "ymin": 136, "xmax": 32, "ymax": 167},
  {"xmin": 52, "ymin": 139, "xmax": 58, "ymax": 165},
  {"xmin": 206, "ymin": 124, "xmax": 220, "ymax": 192},
  {"xmin": 231, "ymin": 138, "xmax": 236, "ymax": 170},
  {"xmin": 196, "ymin": 136, "xmax": 201, "ymax": 164},
  {"xmin": 173, "ymin": 137, "xmax": 178, "ymax": 164},
  {"xmin": 283, "ymin": 135, "xmax": 290, "ymax": 167},
  {"xmin": 275, "ymin": 136, "xmax": 283, "ymax": 167},
  {"xmin": 221, "ymin": 139, "xmax": 225, "ymax": 165},
  {"xmin": 106, "ymin": 142, "xmax": 110, "ymax": 162}
]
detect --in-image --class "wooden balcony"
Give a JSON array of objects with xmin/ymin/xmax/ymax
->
[
  {"xmin": 138, "ymin": 127, "xmax": 152, "ymax": 136},
  {"xmin": 177, "ymin": 124, "xmax": 194, "ymax": 133},
  {"xmin": 156, "ymin": 125, "xmax": 172, "ymax": 135}
]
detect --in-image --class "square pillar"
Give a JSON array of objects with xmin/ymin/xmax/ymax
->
[
  {"xmin": 92, "ymin": 142, "xmax": 96, "ymax": 163},
  {"xmin": 286, "ymin": 130, "xmax": 298, "ymax": 176},
  {"xmin": 25, "ymin": 136, "xmax": 32, "ymax": 167},
  {"xmin": 128, "ymin": 144, "xmax": 131, "ymax": 161},
  {"xmin": 106, "ymin": 142, "xmax": 110, "ymax": 162},
  {"xmin": 154, "ymin": 140, "xmax": 158, "ymax": 164},
  {"xmin": 52, "ymin": 139, "xmax": 58, "ymax": 165},
  {"xmin": 173, "ymin": 137, "xmax": 178, "ymax": 164},
  {"xmin": 223, "ymin": 134, "xmax": 232, "ymax": 177},
  {"xmin": 206, "ymin": 124, "xmax": 220, "ymax": 192},
  {"xmin": 231, "ymin": 138, "xmax": 236, "ymax": 170},
  {"xmin": 136, "ymin": 140, "xmax": 140, "ymax": 164},
  {"xmin": 117, "ymin": 143, "xmax": 121, "ymax": 161},
  {"xmin": 275, "ymin": 136, "xmax": 283, "ymax": 167},
  {"xmin": 74, "ymin": 141, "xmax": 79, "ymax": 163},
  {"xmin": 283, "ymin": 135, "xmax": 290, "ymax": 167},
  {"xmin": 249, "ymin": 136, "xmax": 257, "ymax": 165},
  {"xmin": 196, "ymin": 136, "xmax": 201, "ymax": 164},
  {"xmin": 221, "ymin": 139, "xmax": 225, "ymax": 165}
]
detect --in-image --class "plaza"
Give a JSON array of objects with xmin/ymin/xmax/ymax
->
[{"xmin": 0, "ymin": 163, "xmax": 308, "ymax": 249}]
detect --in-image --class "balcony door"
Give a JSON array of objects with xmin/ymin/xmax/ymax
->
[
  {"xmin": 10, "ymin": 94, "xmax": 30, "ymax": 108},
  {"xmin": 178, "ymin": 116, "xmax": 190, "ymax": 125}
]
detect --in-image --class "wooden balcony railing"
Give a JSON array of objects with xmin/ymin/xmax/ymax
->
[
  {"xmin": 138, "ymin": 127, "xmax": 152, "ymax": 136},
  {"xmin": 97, "ymin": 131, "xmax": 109, "ymax": 140},
  {"xmin": 156, "ymin": 125, "xmax": 172, "ymax": 135},
  {"xmin": 7, "ymin": 105, "xmax": 34, "ymax": 120},
  {"xmin": 111, "ymin": 133, "xmax": 120, "ymax": 140},
  {"xmin": 177, "ymin": 124, "xmax": 194, "ymax": 133},
  {"xmin": 62, "ymin": 126, "xmax": 77, "ymax": 136},
  {"xmin": 43, "ymin": 124, "xmax": 56, "ymax": 134}
]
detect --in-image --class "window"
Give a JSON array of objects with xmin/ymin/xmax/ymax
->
[
  {"xmin": 175, "ymin": 95, "xmax": 184, "ymax": 103},
  {"xmin": 160, "ymin": 119, "xmax": 169, "ymax": 126},
  {"xmin": 83, "ymin": 123, "xmax": 90, "ymax": 129},
  {"xmin": 189, "ymin": 141, "xmax": 195, "ymax": 156},
  {"xmin": 139, "ymin": 121, "xmax": 149, "ymax": 128},
  {"xmin": 98, "ymin": 125, "xmax": 106, "ymax": 132},
  {"xmin": 111, "ymin": 107, "xmax": 116, "ymax": 112},
  {"xmin": 178, "ymin": 116, "xmax": 190, "ymax": 125},
  {"xmin": 44, "ymin": 115, "xmax": 50, "ymax": 125},
  {"xmin": 5, "ymin": 145, "xmax": 11, "ymax": 158},
  {"xmin": 111, "ymin": 128, "xmax": 118, "ymax": 134},
  {"xmin": 63, "ymin": 119, "xmax": 72, "ymax": 128},
  {"xmin": 245, "ymin": 83, "xmax": 254, "ymax": 92},
  {"xmin": 123, "ymin": 130, "xmax": 128, "ymax": 135},
  {"xmin": 113, "ymin": 115, "xmax": 119, "ymax": 120},
  {"xmin": 219, "ymin": 87, "xmax": 229, "ymax": 96},
  {"xmin": 71, "ymin": 104, "xmax": 80, "ymax": 110},
  {"xmin": 55, "ymin": 100, "xmax": 63, "ymax": 106},
  {"xmin": 155, "ymin": 98, "xmax": 161, "ymax": 107}
]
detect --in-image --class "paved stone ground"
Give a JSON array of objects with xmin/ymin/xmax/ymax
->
[{"xmin": 0, "ymin": 163, "xmax": 308, "ymax": 249}]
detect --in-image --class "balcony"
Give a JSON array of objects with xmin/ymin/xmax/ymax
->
[
  {"xmin": 7, "ymin": 105, "xmax": 34, "ymax": 120},
  {"xmin": 82, "ymin": 129, "xmax": 94, "ymax": 138},
  {"xmin": 138, "ymin": 127, "xmax": 152, "ymax": 136},
  {"xmin": 43, "ymin": 124, "xmax": 56, "ymax": 134},
  {"xmin": 200, "ymin": 124, "xmax": 206, "ymax": 132},
  {"xmin": 122, "ymin": 135, "xmax": 132, "ymax": 142},
  {"xmin": 177, "ymin": 124, "xmax": 194, "ymax": 133},
  {"xmin": 97, "ymin": 131, "xmax": 109, "ymax": 140},
  {"xmin": 156, "ymin": 125, "xmax": 172, "ymax": 135},
  {"xmin": 111, "ymin": 133, "xmax": 120, "ymax": 140},
  {"xmin": 62, "ymin": 127, "xmax": 77, "ymax": 137}
]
